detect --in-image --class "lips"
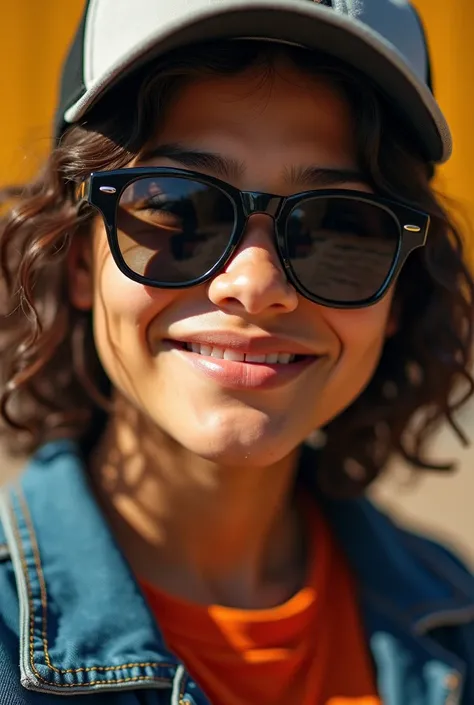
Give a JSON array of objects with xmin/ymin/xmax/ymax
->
[{"xmin": 162, "ymin": 336, "xmax": 321, "ymax": 390}]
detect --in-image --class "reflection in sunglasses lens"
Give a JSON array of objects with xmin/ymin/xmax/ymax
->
[
  {"xmin": 287, "ymin": 197, "xmax": 399, "ymax": 302},
  {"xmin": 117, "ymin": 176, "xmax": 235, "ymax": 283}
]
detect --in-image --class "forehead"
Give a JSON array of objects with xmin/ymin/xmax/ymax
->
[{"xmin": 153, "ymin": 60, "xmax": 357, "ymax": 163}]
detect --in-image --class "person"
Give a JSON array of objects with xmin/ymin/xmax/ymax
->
[{"xmin": 0, "ymin": 0, "xmax": 473, "ymax": 703}]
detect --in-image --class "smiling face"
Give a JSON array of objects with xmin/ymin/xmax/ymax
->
[{"xmin": 69, "ymin": 56, "xmax": 395, "ymax": 468}]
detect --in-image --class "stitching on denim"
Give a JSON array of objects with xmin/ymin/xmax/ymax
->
[
  {"xmin": 14, "ymin": 488, "xmax": 175, "ymax": 686},
  {"xmin": 34, "ymin": 674, "xmax": 173, "ymax": 689},
  {"xmin": 172, "ymin": 664, "xmax": 190, "ymax": 705},
  {"xmin": 179, "ymin": 672, "xmax": 189, "ymax": 699}
]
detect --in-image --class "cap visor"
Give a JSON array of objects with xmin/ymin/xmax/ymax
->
[{"xmin": 65, "ymin": 0, "xmax": 451, "ymax": 163}]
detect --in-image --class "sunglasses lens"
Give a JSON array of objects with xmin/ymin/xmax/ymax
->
[
  {"xmin": 286, "ymin": 196, "xmax": 400, "ymax": 303},
  {"xmin": 117, "ymin": 176, "xmax": 235, "ymax": 283}
]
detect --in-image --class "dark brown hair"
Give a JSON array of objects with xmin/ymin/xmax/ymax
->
[{"xmin": 0, "ymin": 40, "xmax": 472, "ymax": 497}]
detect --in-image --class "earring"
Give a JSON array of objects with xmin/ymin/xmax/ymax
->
[{"xmin": 305, "ymin": 428, "xmax": 327, "ymax": 450}]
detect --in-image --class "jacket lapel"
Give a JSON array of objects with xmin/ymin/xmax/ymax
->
[
  {"xmin": 317, "ymin": 484, "xmax": 474, "ymax": 705},
  {"xmin": 0, "ymin": 440, "xmax": 180, "ymax": 697}
]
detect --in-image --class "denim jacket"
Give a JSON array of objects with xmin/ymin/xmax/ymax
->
[{"xmin": 0, "ymin": 440, "xmax": 473, "ymax": 705}]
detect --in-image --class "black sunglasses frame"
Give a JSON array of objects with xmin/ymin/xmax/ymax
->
[{"xmin": 76, "ymin": 167, "xmax": 430, "ymax": 309}]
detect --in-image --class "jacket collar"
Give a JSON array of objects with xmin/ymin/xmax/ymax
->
[
  {"xmin": 1, "ymin": 440, "xmax": 473, "ymax": 700},
  {"xmin": 319, "ymin": 490, "xmax": 474, "ymax": 703},
  {"xmin": 319, "ymin": 488, "xmax": 474, "ymax": 631},
  {"xmin": 295, "ymin": 445, "xmax": 474, "ymax": 631},
  {"xmin": 299, "ymin": 446, "xmax": 474, "ymax": 705},
  {"xmin": 0, "ymin": 440, "xmax": 182, "ymax": 697}
]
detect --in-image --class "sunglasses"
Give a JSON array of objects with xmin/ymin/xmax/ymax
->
[{"xmin": 76, "ymin": 167, "xmax": 430, "ymax": 309}]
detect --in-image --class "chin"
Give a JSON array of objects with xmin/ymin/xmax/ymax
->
[
  {"xmin": 162, "ymin": 408, "xmax": 303, "ymax": 468},
  {"xmin": 185, "ymin": 441, "xmax": 294, "ymax": 469}
]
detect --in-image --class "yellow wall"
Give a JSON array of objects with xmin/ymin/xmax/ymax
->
[
  {"xmin": 0, "ymin": 1, "xmax": 473, "ymax": 252},
  {"xmin": 413, "ymin": 0, "xmax": 474, "ymax": 254},
  {"xmin": 0, "ymin": 2, "xmax": 85, "ymax": 184}
]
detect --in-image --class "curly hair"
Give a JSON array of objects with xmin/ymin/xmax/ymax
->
[{"xmin": 0, "ymin": 40, "xmax": 472, "ymax": 497}]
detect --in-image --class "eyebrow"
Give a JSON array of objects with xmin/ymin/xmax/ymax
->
[
  {"xmin": 282, "ymin": 164, "xmax": 367, "ymax": 189},
  {"xmin": 141, "ymin": 144, "xmax": 245, "ymax": 181},
  {"xmin": 140, "ymin": 143, "xmax": 368, "ymax": 189}
]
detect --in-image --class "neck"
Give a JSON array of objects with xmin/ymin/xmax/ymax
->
[{"xmin": 90, "ymin": 395, "xmax": 307, "ymax": 609}]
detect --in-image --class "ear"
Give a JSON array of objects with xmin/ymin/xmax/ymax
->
[{"xmin": 67, "ymin": 231, "xmax": 94, "ymax": 311}]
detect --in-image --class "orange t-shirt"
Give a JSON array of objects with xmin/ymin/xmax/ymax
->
[{"xmin": 141, "ymin": 504, "xmax": 381, "ymax": 705}]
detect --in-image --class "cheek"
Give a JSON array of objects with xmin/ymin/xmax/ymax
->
[
  {"xmin": 92, "ymin": 230, "xmax": 176, "ymax": 321},
  {"xmin": 329, "ymin": 303, "xmax": 392, "ymax": 351},
  {"xmin": 329, "ymin": 281, "xmax": 394, "ymax": 340},
  {"xmin": 91, "ymin": 237, "xmax": 175, "ymax": 378},
  {"xmin": 320, "ymin": 295, "xmax": 394, "ymax": 410},
  {"xmin": 94, "ymin": 258, "xmax": 153, "ymax": 319}
]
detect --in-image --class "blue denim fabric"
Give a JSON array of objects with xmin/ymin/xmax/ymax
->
[{"xmin": 0, "ymin": 440, "xmax": 472, "ymax": 704}]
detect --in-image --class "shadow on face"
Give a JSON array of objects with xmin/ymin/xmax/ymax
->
[{"xmin": 69, "ymin": 56, "xmax": 396, "ymax": 470}]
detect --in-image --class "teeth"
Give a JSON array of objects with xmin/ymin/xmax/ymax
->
[
  {"xmin": 184, "ymin": 343, "xmax": 296, "ymax": 364},
  {"xmin": 266, "ymin": 353, "xmax": 279, "ymax": 364},
  {"xmin": 223, "ymin": 349, "xmax": 245, "ymax": 362},
  {"xmin": 278, "ymin": 353, "xmax": 292, "ymax": 364},
  {"xmin": 245, "ymin": 354, "xmax": 266, "ymax": 363}
]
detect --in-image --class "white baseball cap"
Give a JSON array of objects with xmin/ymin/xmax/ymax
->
[{"xmin": 55, "ymin": 0, "xmax": 451, "ymax": 163}]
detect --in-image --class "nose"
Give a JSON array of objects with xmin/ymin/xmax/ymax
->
[{"xmin": 207, "ymin": 214, "xmax": 299, "ymax": 316}]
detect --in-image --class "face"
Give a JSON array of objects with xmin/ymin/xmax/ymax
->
[{"xmin": 70, "ymin": 57, "xmax": 395, "ymax": 467}]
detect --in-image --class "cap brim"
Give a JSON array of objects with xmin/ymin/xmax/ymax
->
[{"xmin": 64, "ymin": 0, "xmax": 451, "ymax": 163}]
